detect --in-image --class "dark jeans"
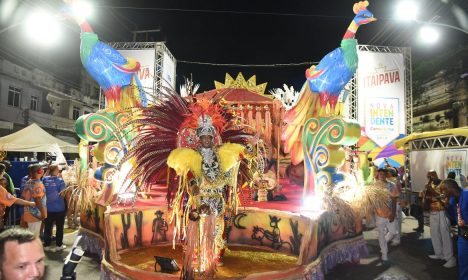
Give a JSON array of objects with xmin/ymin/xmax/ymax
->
[
  {"xmin": 44, "ymin": 211, "xmax": 65, "ymax": 247},
  {"xmin": 411, "ymin": 202, "xmax": 425, "ymax": 230},
  {"xmin": 459, "ymin": 237, "xmax": 468, "ymax": 280},
  {"xmin": 413, "ymin": 205, "xmax": 424, "ymax": 229}
]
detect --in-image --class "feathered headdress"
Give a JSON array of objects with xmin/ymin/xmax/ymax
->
[{"xmin": 180, "ymin": 99, "xmax": 225, "ymax": 137}]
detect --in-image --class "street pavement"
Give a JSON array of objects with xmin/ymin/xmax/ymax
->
[
  {"xmin": 326, "ymin": 217, "xmax": 459, "ymax": 280},
  {"xmin": 41, "ymin": 217, "xmax": 459, "ymax": 280},
  {"xmin": 42, "ymin": 230, "xmax": 101, "ymax": 280}
]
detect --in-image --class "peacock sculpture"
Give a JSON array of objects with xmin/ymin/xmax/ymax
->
[
  {"xmin": 282, "ymin": 1, "xmax": 376, "ymax": 166},
  {"xmin": 65, "ymin": 0, "xmax": 147, "ymax": 110},
  {"xmin": 306, "ymin": 1, "xmax": 376, "ymax": 111}
]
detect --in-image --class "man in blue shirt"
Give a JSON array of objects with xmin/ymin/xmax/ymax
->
[
  {"xmin": 43, "ymin": 165, "xmax": 66, "ymax": 252},
  {"xmin": 444, "ymin": 179, "xmax": 468, "ymax": 280}
]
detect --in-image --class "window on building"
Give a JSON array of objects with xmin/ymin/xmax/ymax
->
[
  {"xmin": 94, "ymin": 86, "xmax": 100, "ymax": 96},
  {"xmin": 72, "ymin": 106, "xmax": 81, "ymax": 120},
  {"xmin": 84, "ymin": 84, "xmax": 91, "ymax": 95},
  {"xmin": 7, "ymin": 86, "xmax": 21, "ymax": 107},
  {"xmin": 30, "ymin": 96, "xmax": 38, "ymax": 111}
]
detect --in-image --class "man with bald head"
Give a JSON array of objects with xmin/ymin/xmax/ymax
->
[{"xmin": 0, "ymin": 228, "xmax": 45, "ymax": 280}]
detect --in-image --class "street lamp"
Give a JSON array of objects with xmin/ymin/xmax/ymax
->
[
  {"xmin": 395, "ymin": 0, "xmax": 418, "ymax": 21},
  {"xmin": 25, "ymin": 10, "xmax": 62, "ymax": 47},
  {"xmin": 418, "ymin": 25, "xmax": 440, "ymax": 44},
  {"xmin": 70, "ymin": 0, "xmax": 94, "ymax": 19},
  {"xmin": 395, "ymin": 0, "xmax": 468, "ymax": 44},
  {"xmin": 0, "ymin": 10, "xmax": 62, "ymax": 46},
  {"xmin": 0, "ymin": 1, "xmax": 94, "ymax": 45}
]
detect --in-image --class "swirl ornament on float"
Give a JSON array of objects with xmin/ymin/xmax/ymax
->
[
  {"xmin": 302, "ymin": 116, "xmax": 360, "ymax": 197},
  {"xmin": 75, "ymin": 110, "xmax": 133, "ymax": 189},
  {"xmin": 94, "ymin": 141, "xmax": 124, "ymax": 166},
  {"xmin": 94, "ymin": 164, "xmax": 116, "ymax": 182},
  {"xmin": 76, "ymin": 111, "xmax": 129, "ymax": 154},
  {"xmin": 77, "ymin": 114, "xmax": 112, "ymax": 142}
]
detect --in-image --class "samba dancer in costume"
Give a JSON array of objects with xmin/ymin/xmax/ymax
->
[
  {"xmin": 167, "ymin": 106, "xmax": 248, "ymax": 278},
  {"xmin": 120, "ymin": 94, "xmax": 256, "ymax": 279}
]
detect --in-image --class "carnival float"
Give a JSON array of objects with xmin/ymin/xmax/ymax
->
[{"xmin": 64, "ymin": 1, "xmax": 392, "ymax": 279}]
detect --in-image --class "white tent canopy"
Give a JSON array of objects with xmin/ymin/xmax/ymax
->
[{"xmin": 0, "ymin": 123, "xmax": 78, "ymax": 153}]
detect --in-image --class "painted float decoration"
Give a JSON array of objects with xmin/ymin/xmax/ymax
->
[
  {"xmin": 281, "ymin": 1, "xmax": 376, "ymax": 197},
  {"xmin": 70, "ymin": 10, "xmax": 145, "ymax": 203},
  {"xmin": 61, "ymin": 1, "xmax": 385, "ymax": 279},
  {"xmin": 301, "ymin": 117, "xmax": 361, "ymax": 196}
]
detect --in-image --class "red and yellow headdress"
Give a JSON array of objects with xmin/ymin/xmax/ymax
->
[
  {"xmin": 181, "ymin": 99, "xmax": 225, "ymax": 134},
  {"xmin": 178, "ymin": 99, "xmax": 226, "ymax": 148}
]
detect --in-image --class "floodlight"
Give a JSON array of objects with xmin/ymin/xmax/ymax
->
[
  {"xmin": 395, "ymin": 0, "xmax": 418, "ymax": 21},
  {"xmin": 418, "ymin": 25, "xmax": 440, "ymax": 44},
  {"xmin": 25, "ymin": 10, "xmax": 61, "ymax": 46},
  {"xmin": 72, "ymin": 1, "xmax": 93, "ymax": 19}
]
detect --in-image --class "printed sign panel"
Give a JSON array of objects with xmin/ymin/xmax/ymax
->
[
  {"xmin": 364, "ymin": 97, "xmax": 399, "ymax": 147},
  {"xmin": 444, "ymin": 149, "xmax": 467, "ymax": 185},
  {"xmin": 162, "ymin": 51, "xmax": 176, "ymax": 90},
  {"xmin": 410, "ymin": 149, "xmax": 468, "ymax": 191},
  {"xmin": 357, "ymin": 51, "xmax": 405, "ymax": 147}
]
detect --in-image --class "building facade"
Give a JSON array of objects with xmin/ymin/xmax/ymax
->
[
  {"xmin": 412, "ymin": 63, "xmax": 468, "ymax": 132},
  {"xmin": 0, "ymin": 57, "xmax": 101, "ymax": 143}
]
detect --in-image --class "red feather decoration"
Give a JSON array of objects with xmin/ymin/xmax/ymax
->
[{"xmin": 120, "ymin": 89, "xmax": 254, "ymax": 192}]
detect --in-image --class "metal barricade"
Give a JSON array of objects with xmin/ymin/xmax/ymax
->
[
  {"xmin": 5, "ymin": 203, "xmax": 19, "ymax": 228},
  {"xmin": 5, "ymin": 188, "xmax": 21, "ymax": 229}
]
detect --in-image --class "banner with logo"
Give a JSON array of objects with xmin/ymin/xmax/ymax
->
[
  {"xmin": 117, "ymin": 49, "xmax": 156, "ymax": 94},
  {"xmin": 410, "ymin": 149, "xmax": 468, "ymax": 191},
  {"xmin": 357, "ymin": 51, "xmax": 405, "ymax": 147},
  {"xmin": 444, "ymin": 149, "xmax": 467, "ymax": 179}
]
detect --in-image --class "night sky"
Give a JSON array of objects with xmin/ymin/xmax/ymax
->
[{"xmin": 0, "ymin": 0, "xmax": 467, "ymax": 92}]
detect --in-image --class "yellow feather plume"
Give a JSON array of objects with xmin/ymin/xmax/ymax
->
[
  {"xmin": 167, "ymin": 148, "xmax": 202, "ymax": 178},
  {"xmin": 218, "ymin": 143, "xmax": 245, "ymax": 173}
]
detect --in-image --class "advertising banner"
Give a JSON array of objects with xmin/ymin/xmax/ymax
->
[
  {"xmin": 117, "ymin": 49, "xmax": 155, "ymax": 94},
  {"xmin": 162, "ymin": 51, "xmax": 176, "ymax": 90},
  {"xmin": 410, "ymin": 149, "xmax": 468, "ymax": 191},
  {"xmin": 364, "ymin": 97, "xmax": 399, "ymax": 148},
  {"xmin": 444, "ymin": 149, "xmax": 467, "ymax": 180},
  {"xmin": 357, "ymin": 51, "xmax": 406, "ymax": 147},
  {"xmin": 410, "ymin": 150, "xmax": 445, "ymax": 192}
]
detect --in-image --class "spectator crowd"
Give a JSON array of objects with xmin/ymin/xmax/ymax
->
[
  {"xmin": 0, "ymin": 162, "xmax": 68, "ymax": 253},
  {"xmin": 370, "ymin": 160, "xmax": 468, "ymax": 280}
]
